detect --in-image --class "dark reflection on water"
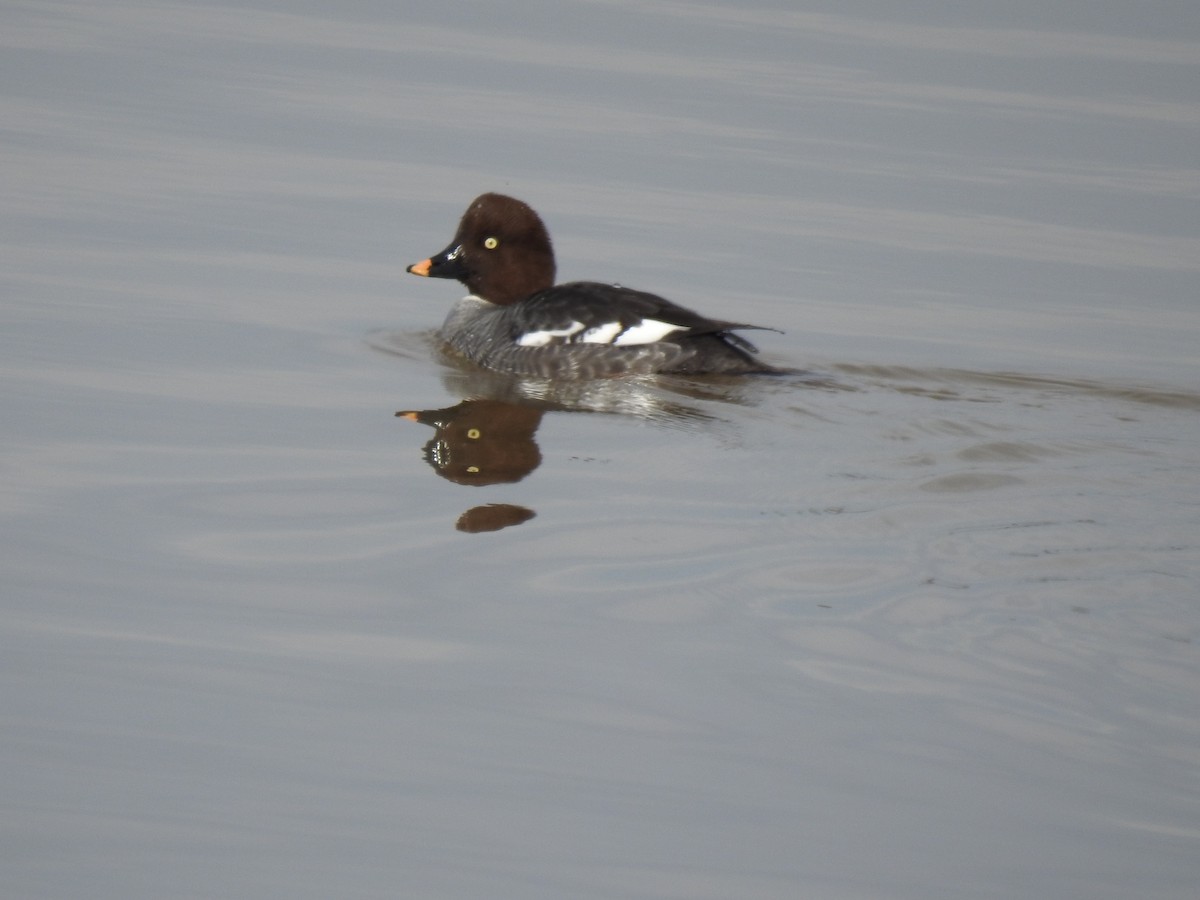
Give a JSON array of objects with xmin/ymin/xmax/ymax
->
[
  {"xmin": 397, "ymin": 400, "xmax": 545, "ymax": 486},
  {"xmin": 455, "ymin": 502, "xmax": 536, "ymax": 533},
  {"xmin": 397, "ymin": 400, "xmax": 543, "ymax": 532}
]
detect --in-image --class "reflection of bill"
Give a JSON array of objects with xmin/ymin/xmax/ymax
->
[{"xmin": 397, "ymin": 399, "xmax": 544, "ymax": 533}]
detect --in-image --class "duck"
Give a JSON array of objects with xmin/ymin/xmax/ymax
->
[{"xmin": 406, "ymin": 193, "xmax": 778, "ymax": 378}]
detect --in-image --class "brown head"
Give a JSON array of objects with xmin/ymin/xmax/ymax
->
[{"xmin": 406, "ymin": 193, "xmax": 557, "ymax": 305}]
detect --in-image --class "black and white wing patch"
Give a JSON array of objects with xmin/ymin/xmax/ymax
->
[{"xmin": 508, "ymin": 282, "xmax": 750, "ymax": 349}]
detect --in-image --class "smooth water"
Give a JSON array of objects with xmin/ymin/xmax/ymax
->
[{"xmin": 3, "ymin": 3, "xmax": 1199, "ymax": 898}]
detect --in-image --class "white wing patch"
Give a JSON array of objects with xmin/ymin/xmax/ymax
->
[
  {"xmin": 517, "ymin": 321, "xmax": 585, "ymax": 347},
  {"xmin": 613, "ymin": 319, "xmax": 686, "ymax": 345},
  {"xmin": 579, "ymin": 322, "xmax": 623, "ymax": 344},
  {"xmin": 517, "ymin": 318, "xmax": 687, "ymax": 347}
]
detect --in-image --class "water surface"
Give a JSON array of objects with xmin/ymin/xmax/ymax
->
[{"xmin": 3, "ymin": 2, "xmax": 1199, "ymax": 898}]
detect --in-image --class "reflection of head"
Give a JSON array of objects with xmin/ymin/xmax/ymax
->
[{"xmin": 397, "ymin": 399, "xmax": 545, "ymax": 486}]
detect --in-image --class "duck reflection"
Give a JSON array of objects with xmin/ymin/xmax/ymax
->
[
  {"xmin": 397, "ymin": 400, "xmax": 544, "ymax": 485},
  {"xmin": 390, "ymin": 343, "xmax": 821, "ymax": 532},
  {"xmin": 396, "ymin": 399, "xmax": 544, "ymax": 532}
]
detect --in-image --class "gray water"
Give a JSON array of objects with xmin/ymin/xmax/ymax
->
[{"xmin": 4, "ymin": 3, "xmax": 1199, "ymax": 898}]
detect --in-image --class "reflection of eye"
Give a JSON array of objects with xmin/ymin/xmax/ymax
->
[
  {"xmin": 483, "ymin": 237, "xmax": 499, "ymax": 250},
  {"xmin": 467, "ymin": 428, "xmax": 482, "ymax": 439}
]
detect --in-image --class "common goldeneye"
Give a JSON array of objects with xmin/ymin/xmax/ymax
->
[{"xmin": 406, "ymin": 193, "xmax": 778, "ymax": 378}]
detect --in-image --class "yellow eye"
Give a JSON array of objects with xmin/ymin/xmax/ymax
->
[
  {"xmin": 466, "ymin": 428, "xmax": 481, "ymax": 439},
  {"xmin": 483, "ymin": 237, "xmax": 499, "ymax": 250}
]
